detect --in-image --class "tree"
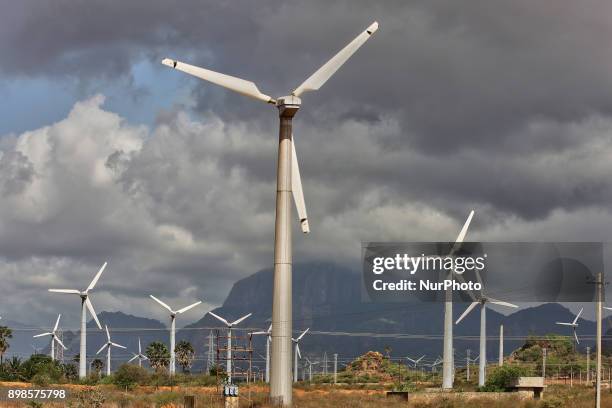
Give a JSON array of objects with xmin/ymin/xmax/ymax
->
[
  {"xmin": 146, "ymin": 341, "xmax": 170, "ymax": 371},
  {"xmin": 0, "ymin": 326, "xmax": 13, "ymax": 364},
  {"xmin": 113, "ymin": 364, "xmax": 149, "ymax": 390},
  {"xmin": 175, "ymin": 340, "xmax": 195, "ymax": 373},
  {"xmin": 91, "ymin": 358, "xmax": 104, "ymax": 375},
  {"xmin": 62, "ymin": 363, "xmax": 78, "ymax": 382}
]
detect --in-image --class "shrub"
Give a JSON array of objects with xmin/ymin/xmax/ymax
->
[
  {"xmin": 113, "ymin": 364, "xmax": 150, "ymax": 390},
  {"xmin": 480, "ymin": 365, "xmax": 529, "ymax": 392}
]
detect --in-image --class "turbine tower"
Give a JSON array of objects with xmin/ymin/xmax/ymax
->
[
  {"xmin": 150, "ymin": 295, "xmax": 202, "ymax": 375},
  {"xmin": 455, "ymin": 271, "xmax": 518, "ymax": 386},
  {"xmin": 556, "ymin": 307, "xmax": 583, "ymax": 345},
  {"xmin": 442, "ymin": 210, "xmax": 475, "ymax": 389},
  {"xmin": 128, "ymin": 337, "xmax": 148, "ymax": 368},
  {"xmin": 161, "ymin": 21, "xmax": 378, "ymax": 405},
  {"xmin": 48, "ymin": 261, "xmax": 107, "ymax": 378},
  {"xmin": 33, "ymin": 314, "xmax": 67, "ymax": 361},
  {"xmin": 209, "ymin": 311, "xmax": 252, "ymax": 384},
  {"xmin": 292, "ymin": 328, "xmax": 309, "ymax": 382},
  {"xmin": 251, "ymin": 324, "xmax": 272, "ymax": 383},
  {"xmin": 96, "ymin": 325, "xmax": 126, "ymax": 376}
]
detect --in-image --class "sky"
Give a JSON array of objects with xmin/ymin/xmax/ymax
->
[{"xmin": 3, "ymin": 0, "xmax": 612, "ymax": 328}]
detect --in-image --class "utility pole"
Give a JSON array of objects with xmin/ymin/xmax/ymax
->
[
  {"xmin": 587, "ymin": 347, "xmax": 591, "ymax": 384},
  {"xmin": 498, "ymin": 325, "xmax": 504, "ymax": 366},
  {"xmin": 542, "ymin": 348, "xmax": 547, "ymax": 381},
  {"xmin": 207, "ymin": 330, "xmax": 214, "ymax": 374},
  {"xmin": 466, "ymin": 349, "xmax": 470, "ymax": 381},
  {"xmin": 596, "ymin": 270, "xmax": 603, "ymax": 408},
  {"xmin": 333, "ymin": 354, "xmax": 338, "ymax": 385}
]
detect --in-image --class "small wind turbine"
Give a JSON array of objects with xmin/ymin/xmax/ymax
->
[
  {"xmin": 406, "ymin": 355, "xmax": 425, "ymax": 369},
  {"xmin": 150, "ymin": 295, "xmax": 202, "ymax": 375},
  {"xmin": 96, "ymin": 325, "xmax": 126, "ymax": 376},
  {"xmin": 251, "ymin": 324, "xmax": 272, "ymax": 383},
  {"xmin": 556, "ymin": 307, "xmax": 583, "ymax": 345},
  {"xmin": 292, "ymin": 328, "xmax": 309, "ymax": 383},
  {"xmin": 128, "ymin": 337, "xmax": 148, "ymax": 368},
  {"xmin": 162, "ymin": 22, "xmax": 379, "ymax": 405},
  {"xmin": 209, "ymin": 311, "xmax": 252, "ymax": 384},
  {"xmin": 455, "ymin": 268, "xmax": 518, "ymax": 387},
  {"xmin": 48, "ymin": 261, "xmax": 107, "ymax": 378},
  {"xmin": 33, "ymin": 314, "xmax": 67, "ymax": 361},
  {"xmin": 427, "ymin": 357, "xmax": 443, "ymax": 373}
]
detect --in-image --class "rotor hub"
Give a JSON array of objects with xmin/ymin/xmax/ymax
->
[{"xmin": 276, "ymin": 95, "xmax": 301, "ymax": 118}]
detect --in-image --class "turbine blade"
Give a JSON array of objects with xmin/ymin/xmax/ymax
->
[
  {"xmin": 96, "ymin": 343, "xmax": 108, "ymax": 355},
  {"xmin": 573, "ymin": 307, "xmax": 584, "ymax": 325},
  {"xmin": 574, "ymin": 330, "xmax": 580, "ymax": 344},
  {"xmin": 292, "ymin": 21, "xmax": 379, "ymax": 97},
  {"xmin": 176, "ymin": 300, "xmax": 202, "ymax": 314},
  {"xmin": 54, "ymin": 337, "xmax": 67, "ymax": 350},
  {"xmin": 86, "ymin": 262, "xmax": 107, "ymax": 292},
  {"xmin": 455, "ymin": 301, "xmax": 479, "ymax": 324},
  {"xmin": 231, "ymin": 313, "xmax": 252, "ymax": 326},
  {"xmin": 208, "ymin": 311, "xmax": 230, "ymax": 327},
  {"xmin": 111, "ymin": 342, "xmax": 127, "ymax": 349},
  {"xmin": 105, "ymin": 325, "xmax": 111, "ymax": 341},
  {"xmin": 267, "ymin": 324, "xmax": 272, "ymax": 333},
  {"xmin": 488, "ymin": 298, "xmax": 518, "ymax": 309},
  {"xmin": 161, "ymin": 59, "xmax": 273, "ymax": 103},
  {"xmin": 48, "ymin": 289, "xmax": 80, "ymax": 294},
  {"xmin": 138, "ymin": 338, "xmax": 142, "ymax": 354},
  {"xmin": 291, "ymin": 138, "xmax": 309, "ymax": 233},
  {"xmin": 128, "ymin": 355, "xmax": 138, "ymax": 363},
  {"xmin": 449, "ymin": 210, "xmax": 475, "ymax": 255},
  {"xmin": 604, "ymin": 306, "xmax": 612, "ymax": 311},
  {"xmin": 86, "ymin": 297, "xmax": 102, "ymax": 330},
  {"xmin": 297, "ymin": 327, "xmax": 310, "ymax": 341},
  {"xmin": 53, "ymin": 314, "xmax": 61, "ymax": 332},
  {"xmin": 33, "ymin": 332, "xmax": 52, "ymax": 338},
  {"xmin": 296, "ymin": 344, "xmax": 301, "ymax": 359},
  {"xmin": 416, "ymin": 355, "xmax": 425, "ymax": 363},
  {"xmin": 555, "ymin": 322, "xmax": 575, "ymax": 326},
  {"xmin": 150, "ymin": 295, "xmax": 174, "ymax": 313}
]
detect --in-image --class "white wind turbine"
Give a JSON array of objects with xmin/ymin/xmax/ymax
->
[
  {"xmin": 128, "ymin": 337, "xmax": 148, "ymax": 368},
  {"xmin": 251, "ymin": 324, "xmax": 272, "ymax": 383},
  {"xmin": 150, "ymin": 295, "xmax": 202, "ymax": 375},
  {"xmin": 455, "ymin": 269, "xmax": 518, "ymax": 387},
  {"xmin": 162, "ymin": 21, "xmax": 378, "ymax": 405},
  {"xmin": 209, "ymin": 311, "xmax": 252, "ymax": 384},
  {"xmin": 33, "ymin": 314, "xmax": 67, "ymax": 361},
  {"xmin": 48, "ymin": 261, "xmax": 106, "ymax": 378},
  {"xmin": 556, "ymin": 307, "xmax": 583, "ymax": 345},
  {"xmin": 292, "ymin": 328, "xmax": 309, "ymax": 383},
  {"xmin": 96, "ymin": 325, "xmax": 126, "ymax": 376},
  {"xmin": 406, "ymin": 355, "xmax": 425, "ymax": 370},
  {"xmin": 442, "ymin": 210, "xmax": 475, "ymax": 389}
]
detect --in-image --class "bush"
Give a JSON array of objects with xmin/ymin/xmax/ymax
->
[
  {"xmin": 113, "ymin": 364, "xmax": 149, "ymax": 390},
  {"xmin": 480, "ymin": 365, "xmax": 529, "ymax": 392}
]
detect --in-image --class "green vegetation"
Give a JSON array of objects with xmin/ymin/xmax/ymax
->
[
  {"xmin": 146, "ymin": 341, "xmax": 170, "ymax": 370},
  {"xmin": 0, "ymin": 325, "xmax": 12, "ymax": 364},
  {"xmin": 175, "ymin": 340, "xmax": 195, "ymax": 373},
  {"xmin": 480, "ymin": 365, "xmax": 529, "ymax": 392}
]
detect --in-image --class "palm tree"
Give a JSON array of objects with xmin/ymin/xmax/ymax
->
[
  {"xmin": 175, "ymin": 340, "xmax": 195, "ymax": 373},
  {"xmin": 146, "ymin": 341, "xmax": 170, "ymax": 371},
  {"xmin": 91, "ymin": 358, "xmax": 104, "ymax": 375},
  {"xmin": 0, "ymin": 326, "xmax": 13, "ymax": 364}
]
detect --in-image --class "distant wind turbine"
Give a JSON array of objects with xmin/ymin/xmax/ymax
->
[
  {"xmin": 209, "ymin": 311, "xmax": 252, "ymax": 384},
  {"xmin": 49, "ymin": 262, "xmax": 107, "ymax": 378},
  {"xmin": 33, "ymin": 314, "xmax": 67, "ymax": 361},
  {"xmin": 556, "ymin": 307, "xmax": 583, "ymax": 345},
  {"xmin": 406, "ymin": 355, "xmax": 425, "ymax": 369},
  {"xmin": 96, "ymin": 325, "xmax": 126, "ymax": 376},
  {"xmin": 150, "ymin": 295, "xmax": 202, "ymax": 375},
  {"xmin": 292, "ymin": 328, "xmax": 309, "ymax": 382},
  {"xmin": 251, "ymin": 324, "xmax": 272, "ymax": 383},
  {"xmin": 128, "ymin": 337, "xmax": 148, "ymax": 368}
]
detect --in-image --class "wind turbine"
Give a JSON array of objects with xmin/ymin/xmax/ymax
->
[
  {"xmin": 251, "ymin": 324, "xmax": 272, "ymax": 383},
  {"xmin": 161, "ymin": 21, "xmax": 379, "ymax": 405},
  {"xmin": 128, "ymin": 337, "xmax": 148, "ymax": 368},
  {"xmin": 96, "ymin": 325, "xmax": 126, "ymax": 376},
  {"xmin": 150, "ymin": 295, "xmax": 202, "ymax": 375},
  {"xmin": 33, "ymin": 314, "xmax": 67, "ymax": 361},
  {"xmin": 209, "ymin": 311, "xmax": 252, "ymax": 384},
  {"xmin": 292, "ymin": 328, "xmax": 309, "ymax": 382},
  {"xmin": 406, "ymin": 355, "xmax": 425, "ymax": 369},
  {"xmin": 455, "ymin": 270, "xmax": 518, "ymax": 387},
  {"xmin": 48, "ymin": 261, "xmax": 106, "ymax": 378},
  {"xmin": 427, "ymin": 357, "xmax": 443, "ymax": 373},
  {"xmin": 556, "ymin": 307, "xmax": 583, "ymax": 345},
  {"xmin": 442, "ymin": 210, "xmax": 475, "ymax": 389}
]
